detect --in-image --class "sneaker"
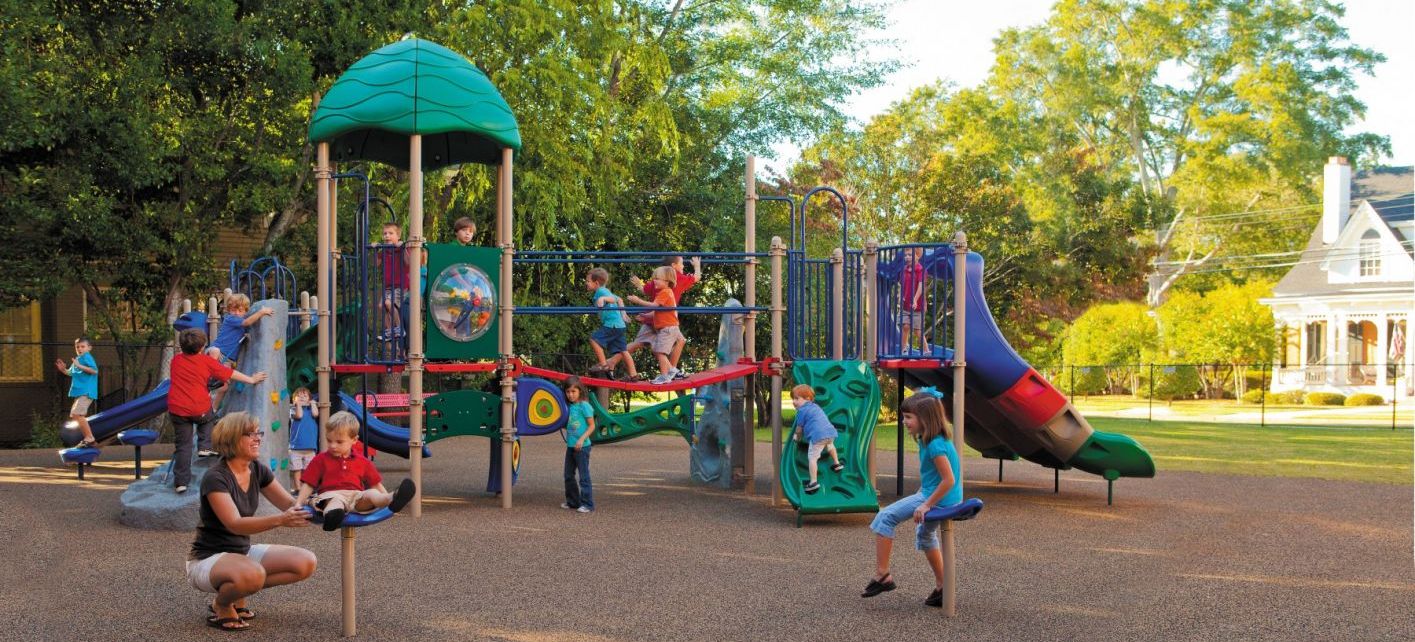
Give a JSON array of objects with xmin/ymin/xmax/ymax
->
[
  {"xmin": 322, "ymin": 508, "xmax": 347, "ymax": 531},
  {"xmin": 560, "ymin": 502, "xmax": 574, "ymax": 509},
  {"xmin": 671, "ymin": 368, "xmax": 689, "ymax": 380},
  {"xmin": 831, "ymin": 461, "xmax": 845, "ymax": 473},
  {"xmin": 804, "ymin": 480, "xmax": 821, "ymax": 494},
  {"xmin": 576, "ymin": 506, "xmax": 593, "ymax": 513},
  {"xmin": 925, "ymin": 588, "xmax": 943, "ymax": 608},
  {"xmin": 387, "ymin": 478, "xmax": 416, "ymax": 513},
  {"xmin": 174, "ymin": 485, "xmax": 188, "ymax": 494},
  {"xmin": 651, "ymin": 374, "xmax": 673, "ymax": 385}
]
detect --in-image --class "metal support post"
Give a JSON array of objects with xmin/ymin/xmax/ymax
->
[
  {"xmin": 943, "ymin": 232, "xmax": 968, "ymax": 618},
  {"xmin": 769, "ymin": 236, "xmax": 786, "ymax": 506}
]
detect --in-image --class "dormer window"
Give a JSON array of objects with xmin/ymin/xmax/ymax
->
[{"xmin": 1359, "ymin": 229, "xmax": 1381, "ymax": 277}]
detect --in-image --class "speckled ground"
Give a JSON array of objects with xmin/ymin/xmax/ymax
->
[{"xmin": 1, "ymin": 435, "xmax": 1410, "ymax": 641}]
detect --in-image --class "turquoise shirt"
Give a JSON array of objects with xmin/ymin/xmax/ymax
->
[
  {"xmin": 69, "ymin": 352, "xmax": 98, "ymax": 399},
  {"xmin": 566, "ymin": 401, "xmax": 595, "ymax": 449},
  {"xmin": 919, "ymin": 435, "xmax": 962, "ymax": 506},
  {"xmin": 593, "ymin": 286, "xmax": 625, "ymax": 328}
]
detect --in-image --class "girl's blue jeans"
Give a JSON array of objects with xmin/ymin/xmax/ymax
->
[{"xmin": 870, "ymin": 491, "xmax": 944, "ymax": 550}]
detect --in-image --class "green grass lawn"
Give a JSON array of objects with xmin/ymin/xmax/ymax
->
[{"xmin": 749, "ymin": 411, "xmax": 1411, "ymax": 485}]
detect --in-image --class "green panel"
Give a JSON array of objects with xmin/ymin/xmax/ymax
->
[
  {"xmin": 424, "ymin": 244, "xmax": 500, "ymax": 361},
  {"xmin": 423, "ymin": 389, "xmax": 500, "ymax": 443},
  {"xmin": 780, "ymin": 361, "xmax": 881, "ymax": 515},
  {"xmin": 1067, "ymin": 430, "xmax": 1156, "ymax": 479},
  {"xmin": 587, "ymin": 393, "xmax": 694, "ymax": 445},
  {"xmin": 285, "ymin": 325, "xmax": 318, "ymax": 394},
  {"xmin": 308, "ymin": 38, "xmax": 521, "ymax": 169}
]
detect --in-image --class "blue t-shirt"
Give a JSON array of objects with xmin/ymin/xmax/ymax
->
[
  {"xmin": 793, "ymin": 401, "xmax": 837, "ymax": 443},
  {"xmin": 565, "ymin": 401, "xmax": 595, "ymax": 449},
  {"xmin": 210, "ymin": 313, "xmax": 248, "ymax": 360},
  {"xmin": 593, "ymin": 286, "xmax": 625, "ymax": 329},
  {"xmin": 68, "ymin": 352, "xmax": 98, "ymax": 399},
  {"xmin": 919, "ymin": 435, "xmax": 962, "ymax": 506},
  {"xmin": 289, "ymin": 405, "xmax": 319, "ymax": 451}
]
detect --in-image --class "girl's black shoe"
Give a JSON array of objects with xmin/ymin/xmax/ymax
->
[
  {"xmin": 925, "ymin": 588, "xmax": 943, "ymax": 608},
  {"xmin": 861, "ymin": 574, "xmax": 896, "ymax": 597}
]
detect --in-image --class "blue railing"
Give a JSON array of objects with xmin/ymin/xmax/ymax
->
[{"xmin": 875, "ymin": 243, "xmax": 955, "ymax": 360}]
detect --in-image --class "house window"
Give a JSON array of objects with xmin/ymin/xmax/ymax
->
[
  {"xmin": 0, "ymin": 302, "xmax": 42, "ymax": 383},
  {"xmin": 1359, "ymin": 229, "xmax": 1381, "ymax": 277},
  {"xmin": 1304, "ymin": 321, "xmax": 1326, "ymax": 365}
]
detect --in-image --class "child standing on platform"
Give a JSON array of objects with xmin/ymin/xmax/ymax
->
[
  {"xmin": 900, "ymin": 247, "xmax": 928, "ymax": 354},
  {"xmin": 560, "ymin": 378, "xmax": 597, "ymax": 513},
  {"xmin": 377, "ymin": 222, "xmax": 409, "ymax": 342},
  {"xmin": 861, "ymin": 389, "xmax": 961, "ymax": 608},
  {"xmin": 54, "ymin": 337, "xmax": 99, "ymax": 447},
  {"xmin": 790, "ymin": 384, "xmax": 843, "ymax": 494},
  {"xmin": 626, "ymin": 266, "xmax": 685, "ymax": 385},
  {"xmin": 584, "ymin": 268, "xmax": 637, "ymax": 380},
  {"xmin": 295, "ymin": 411, "xmax": 415, "ymax": 531}
]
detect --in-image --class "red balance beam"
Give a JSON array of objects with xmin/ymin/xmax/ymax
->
[
  {"xmin": 518, "ymin": 361, "xmax": 761, "ymax": 392},
  {"xmin": 331, "ymin": 362, "xmax": 500, "ymax": 375}
]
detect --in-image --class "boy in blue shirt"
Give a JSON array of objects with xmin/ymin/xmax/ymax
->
[
  {"xmin": 54, "ymin": 337, "xmax": 99, "ymax": 447},
  {"xmin": 206, "ymin": 293, "xmax": 273, "ymax": 411},
  {"xmin": 584, "ymin": 268, "xmax": 638, "ymax": 381},
  {"xmin": 560, "ymin": 378, "xmax": 597, "ymax": 513},
  {"xmin": 791, "ymin": 384, "xmax": 844, "ymax": 494}
]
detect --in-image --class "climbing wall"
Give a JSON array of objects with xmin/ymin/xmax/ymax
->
[{"xmin": 223, "ymin": 299, "xmax": 291, "ymax": 489}]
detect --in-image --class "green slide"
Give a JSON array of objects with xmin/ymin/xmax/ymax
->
[{"xmin": 780, "ymin": 360, "xmax": 881, "ymax": 525}]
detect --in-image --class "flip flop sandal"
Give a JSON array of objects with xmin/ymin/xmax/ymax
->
[
  {"xmin": 209, "ymin": 604, "xmax": 255, "ymax": 620},
  {"xmin": 206, "ymin": 616, "xmax": 250, "ymax": 631}
]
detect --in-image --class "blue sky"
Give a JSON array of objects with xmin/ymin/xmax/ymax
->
[{"xmin": 766, "ymin": 0, "xmax": 1413, "ymax": 172}]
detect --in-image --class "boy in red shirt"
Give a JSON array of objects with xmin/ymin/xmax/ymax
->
[
  {"xmin": 607, "ymin": 255, "xmax": 700, "ymax": 378},
  {"xmin": 295, "ymin": 411, "xmax": 415, "ymax": 531},
  {"xmin": 168, "ymin": 328, "xmax": 268, "ymax": 493}
]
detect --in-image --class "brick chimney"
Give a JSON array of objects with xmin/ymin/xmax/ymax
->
[{"xmin": 1322, "ymin": 156, "xmax": 1351, "ymax": 244}]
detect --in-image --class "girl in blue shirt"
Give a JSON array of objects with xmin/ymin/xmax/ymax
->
[
  {"xmin": 561, "ymin": 378, "xmax": 598, "ymax": 513},
  {"xmin": 861, "ymin": 389, "xmax": 961, "ymax": 608}
]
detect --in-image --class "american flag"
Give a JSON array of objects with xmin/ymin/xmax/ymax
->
[{"xmin": 1390, "ymin": 324, "xmax": 1406, "ymax": 361}]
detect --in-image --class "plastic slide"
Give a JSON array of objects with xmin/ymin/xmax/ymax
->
[
  {"xmin": 779, "ymin": 360, "xmax": 881, "ymax": 522},
  {"xmin": 334, "ymin": 392, "xmax": 430, "ymax": 459},
  {"xmin": 59, "ymin": 380, "xmax": 172, "ymax": 447},
  {"xmin": 880, "ymin": 249, "xmax": 1154, "ymax": 481}
]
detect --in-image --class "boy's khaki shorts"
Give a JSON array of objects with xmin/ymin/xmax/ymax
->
[
  {"xmin": 70, "ymin": 396, "xmax": 93, "ymax": 416},
  {"xmin": 314, "ymin": 489, "xmax": 384, "ymax": 514},
  {"xmin": 651, "ymin": 325, "xmax": 685, "ymax": 355}
]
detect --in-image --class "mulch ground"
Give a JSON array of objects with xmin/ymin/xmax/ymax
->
[{"xmin": 1, "ymin": 435, "xmax": 1410, "ymax": 641}]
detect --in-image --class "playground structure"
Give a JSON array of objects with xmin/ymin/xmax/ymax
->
[{"xmin": 59, "ymin": 37, "xmax": 1155, "ymax": 631}]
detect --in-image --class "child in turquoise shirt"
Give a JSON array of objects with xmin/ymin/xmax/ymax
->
[
  {"xmin": 561, "ymin": 378, "xmax": 597, "ymax": 513},
  {"xmin": 54, "ymin": 337, "xmax": 99, "ymax": 447}
]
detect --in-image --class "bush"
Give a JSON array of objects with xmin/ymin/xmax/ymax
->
[
  {"xmin": 25, "ymin": 406, "xmax": 67, "ymax": 449},
  {"xmin": 1344, "ymin": 393, "xmax": 1385, "ymax": 406},
  {"xmin": 1152, "ymin": 365, "xmax": 1202, "ymax": 400},
  {"xmin": 1304, "ymin": 392, "xmax": 1346, "ymax": 406},
  {"xmin": 1271, "ymin": 391, "xmax": 1305, "ymax": 405},
  {"xmin": 1058, "ymin": 366, "xmax": 1108, "ymax": 396},
  {"xmin": 1241, "ymin": 389, "xmax": 1267, "ymax": 404}
]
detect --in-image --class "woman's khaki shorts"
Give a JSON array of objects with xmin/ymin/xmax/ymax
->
[{"xmin": 185, "ymin": 544, "xmax": 270, "ymax": 593}]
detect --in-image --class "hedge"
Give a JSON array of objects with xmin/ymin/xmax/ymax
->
[
  {"xmin": 1303, "ymin": 392, "xmax": 1346, "ymax": 406},
  {"xmin": 1344, "ymin": 393, "xmax": 1385, "ymax": 406}
]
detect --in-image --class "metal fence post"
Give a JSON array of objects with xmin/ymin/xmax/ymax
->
[
  {"xmin": 1148, "ymin": 363, "xmax": 1154, "ymax": 422},
  {"xmin": 1069, "ymin": 365, "xmax": 1075, "ymax": 405},
  {"xmin": 1260, "ymin": 362, "xmax": 1268, "ymax": 428}
]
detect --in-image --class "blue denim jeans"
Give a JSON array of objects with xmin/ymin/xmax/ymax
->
[
  {"xmin": 564, "ymin": 448, "xmax": 593, "ymax": 510},
  {"xmin": 869, "ymin": 491, "xmax": 944, "ymax": 550}
]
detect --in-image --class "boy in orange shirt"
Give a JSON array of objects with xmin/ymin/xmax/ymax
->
[{"xmin": 626, "ymin": 266, "xmax": 684, "ymax": 385}]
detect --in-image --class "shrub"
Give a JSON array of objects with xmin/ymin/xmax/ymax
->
[
  {"xmin": 1344, "ymin": 393, "xmax": 1385, "ymax": 406},
  {"xmin": 1152, "ymin": 365, "xmax": 1202, "ymax": 400},
  {"xmin": 1241, "ymin": 389, "xmax": 1267, "ymax": 404},
  {"xmin": 1304, "ymin": 392, "xmax": 1346, "ymax": 406},
  {"xmin": 1059, "ymin": 366, "xmax": 1108, "ymax": 396},
  {"xmin": 1271, "ymin": 391, "xmax": 1305, "ymax": 405},
  {"xmin": 25, "ymin": 406, "xmax": 67, "ymax": 449}
]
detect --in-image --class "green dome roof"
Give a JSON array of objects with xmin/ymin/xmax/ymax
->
[{"xmin": 308, "ymin": 38, "xmax": 520, "ymax": 170}]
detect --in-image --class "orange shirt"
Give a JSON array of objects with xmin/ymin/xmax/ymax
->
[{"xmin": 652, "ymin": 287, "xmax": 678, "ymax": 329}]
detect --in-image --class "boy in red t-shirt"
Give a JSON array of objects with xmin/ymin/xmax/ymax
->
[
  {"xmin": 167, "ymin": 328, "xmax": 268, "ymax": 493},
  {"xmin": 295, "ymin": 411, "xmax": 415, "ymax": 531}
]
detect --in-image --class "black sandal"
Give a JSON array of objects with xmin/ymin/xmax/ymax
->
[
  {"xmin": 831, "ymin": 461, "xmax": 845, "ymax": 472},
  {"xmin": 206, "ymin": 616, "xmax": 250, "ymax": 631},
  {"xmin": 388, "ymin": 478, "xmax": 416, "ymax": 513},
  {"xmin": 861, "ymin": 574, "xmax": 896, "ymax": 598},
  {"xmin": 925, "ymin": 588, "xmax": 943, "ymax": 608},
  {"xmin": 209, "ymin": 604, "xmax": 254, "ymax": 620}
]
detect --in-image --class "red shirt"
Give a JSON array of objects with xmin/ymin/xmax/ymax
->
[
  {"xmin": 300, "ymin": 450, "xmax": 382, "ymax": 492},
  {"xmin": 642, "ymin": 268, "xmax": 698, "ymax": 300},
  {"xmin": 901, "ymin": 263, "xmax": 926, "ymax": 312},
  {"xmin": 168, "ymin": 353, "xmax": 234, "ymax": 417}
]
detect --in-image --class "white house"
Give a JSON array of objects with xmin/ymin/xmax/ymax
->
[{"xmin": 1261, "ymin": 157, "xmax": 1413, "ymax": 400}]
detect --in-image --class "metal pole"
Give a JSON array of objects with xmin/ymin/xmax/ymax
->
[
  {"xmin": 743, "ymin": 156, "xmax": 757, "ymax": 494},
  {"xmin": 769, "ymin": 236, "xmax": 785, "ymax": 507},
  {"xmin": 329, "ymin": 174, "xmax": 339, "ymax": 366},
  {"xmin": 830, "ymin": 248, "xmax": 844, "ymax": 360},
  {"xmin": 299, "ymin": 291, "xmax": 312, "ymax": 332},
  {"xmin": 499, "ymin": 147, "xmax": 516, "ymax": 508},
  {"xmin": 406, "ymin": 135, "xmax": 425, "ymax": 517},
  {"xmin": 1148, "ymin": 363, "xmax": 1154, "ymax": 422},
  {"xmin": 896, "ymin": 368, "xmax": 904, "ymax": 497},
  {"xmin": 315, "ymin": 141, "xmax": 332, "ymax": 453},
  {"xmin": 944, "ymin": 231, "xmax": 968, "ymax": 618},
  {"xmin": 1261, "ymin": 361, "xmax": 1268, "ymax": 428},
  {"xmin": 340, "ymin": 527, "xmax": 355, "ymax": 637},
  {"xmin": 865, "ymin": 241, "xmax": 880, "ymax": 495}
]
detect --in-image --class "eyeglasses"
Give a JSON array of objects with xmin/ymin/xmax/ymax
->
[{"xmin": 242, "ymin": 430, "xmax": 266, "ymax": 440}]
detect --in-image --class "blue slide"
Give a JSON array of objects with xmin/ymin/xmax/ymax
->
[
  {"xmin": 334, "ymin": 392, "xmax": 430, "ymax": 459},
  {"xmin": 59, "ymin": 380, "xmax": 172, "ymax": 447}
]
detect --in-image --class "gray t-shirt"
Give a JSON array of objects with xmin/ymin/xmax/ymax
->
[{"xmin": 189, "ymin": 460, "xmax": 274, "ymax": 560}]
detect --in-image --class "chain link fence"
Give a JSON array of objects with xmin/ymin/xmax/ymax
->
[{"xmin": 1037, "ymin": 362, "xmax": 1411, "ymax": 429}]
